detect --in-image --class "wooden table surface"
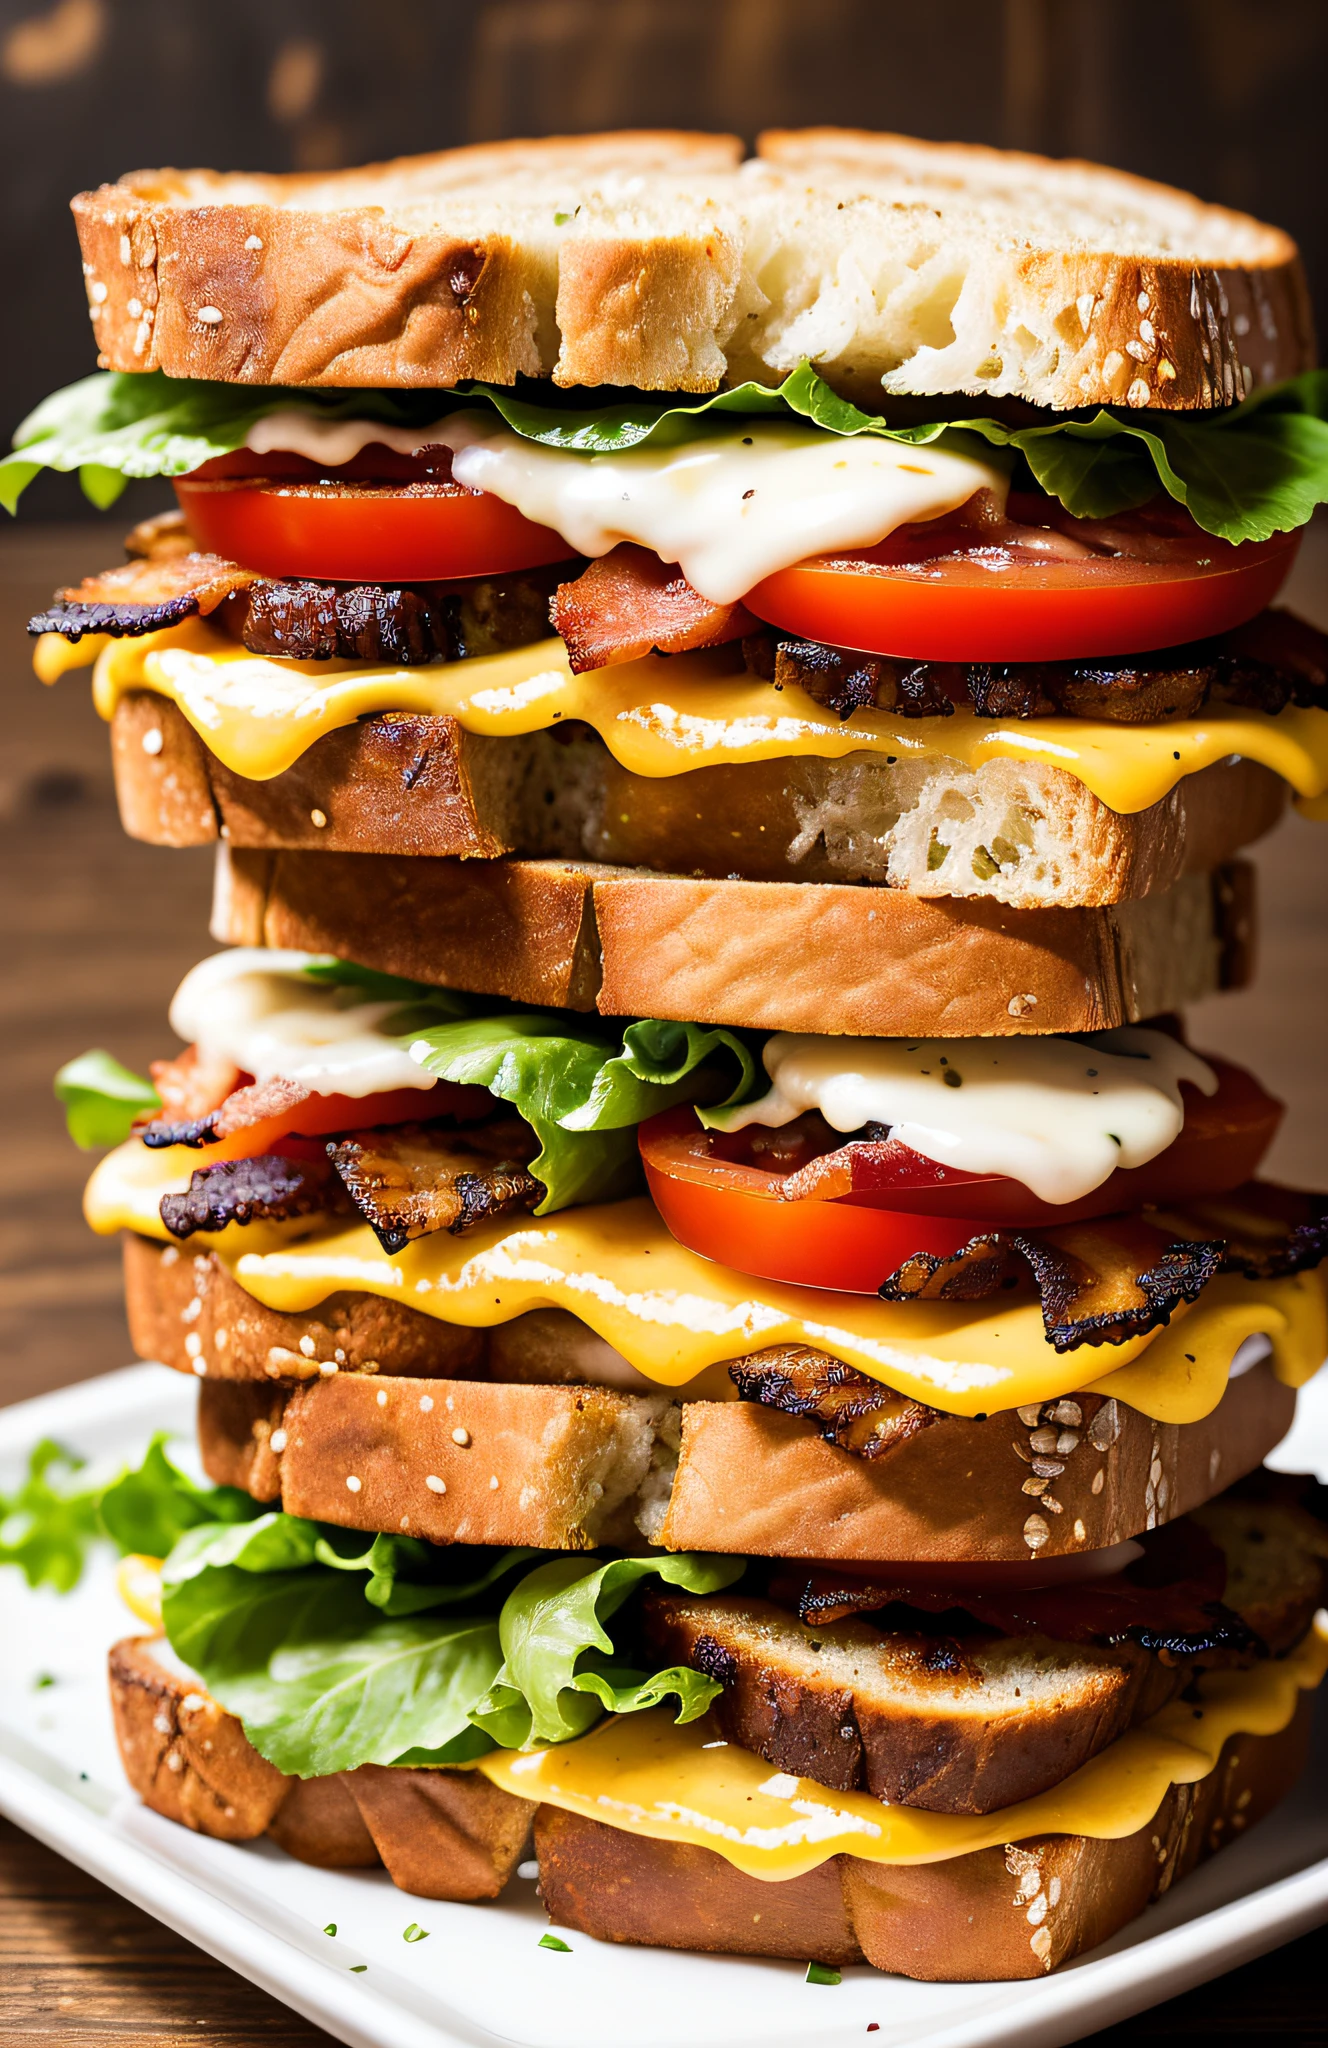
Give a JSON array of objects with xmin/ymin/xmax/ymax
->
[{"xmin": 0, "ymin": 520, "xmax": 1325, "ymax": 2042}]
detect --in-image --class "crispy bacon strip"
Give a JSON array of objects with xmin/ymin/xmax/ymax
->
[
  {"xmin": 727, "ymin": 1346, "xmax": 943, "ymax": 1460},
  {"xmin": 29, "ymin": 553, "xmax": 256, "ymax": 641},
  {"xmin": 770, "ymin": 1519, "xmax": 1258, "ymax": 1658},
  {"xmin": 1160, "ymin": 1180, "xmax": 1328, "ymax": 1279},
  {"xmin": 146, "ymin": 1045, "xmax": 242, "ymax": 1128},
  {"xmin": 160, "ymin": 1154, "xmax": 351, "ymax": 1239},
  {"xmin": 143, "ymin": 1075, "xmax": 310, "ymax": 1149},
  {"xmin": 552, "ymin": 544, "xmax": 758, "ymax": 674},
  {"xmin": 746, "ymin": 609, "xmax": 1328, "ymax": 725},
  {"xmin": 881, "ymin": 1215, "xmax": 1224, "ymax": 1352},
  {"xmin": 328, "ymin": 1116, "xmax": 542, "ymax": 1251}
]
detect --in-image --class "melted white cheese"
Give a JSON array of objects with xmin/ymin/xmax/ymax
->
[
  {"xmin": 169, "ymin": 949, "xmax": 437, "ymax": 1099},
  {"xmin": 436, "ymin": 414, "xmax": 1007, "ymax": 605},
  {"xmin": 244, "ymin": 409, "xmax": 454, "ymax": 467},
  {"xmin": 713, "ymin": 1027, "xmax": 1218, "ymax": 1206}
]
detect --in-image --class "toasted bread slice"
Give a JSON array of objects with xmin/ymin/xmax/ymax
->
[
  {"xmin": 535, "ymin": 1698, "xmax": 1312, "ymax": 1978},
  {"xmin": 643, "ymin": 1491, "xmax": 1327, "ymax": 1811},
  {"xmin": 191, "ymin": 1357, "xmax": 1295, "ymax": 1564},
  {"xmin": 109, "ymin": 1636, "xmax": 534, "ymax": 1894},
  {"xmin": 645, "ymin": 1594, "xmax": 1179, "ymax": 1813},
  {"xmin": 108, "ymin": 1636, "xmax": 1312, "ymax": 1970},
  {"xmin": 111, "ymin": 689, "xmax": 1285, "ymax": 911},
  {"xmin": 75, "ymin": 131, "xmax": 1308, "ymax": 405},
  {"xmin": 212, "ymin": 845, "xmax": 1253, "ymax": 1037}
]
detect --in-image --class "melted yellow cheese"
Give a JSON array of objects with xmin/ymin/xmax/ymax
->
[
  {"xmin": 46, "ymin": 620, "xmax": 1328, "ymax": 816},
  {"xmin": 478, "ymin": 1619, "xmax": 1328, "ymax": 1878},
  {"xmin": 86, "ymin": 1140, "xmax": 1327, "ymax": 1422}
]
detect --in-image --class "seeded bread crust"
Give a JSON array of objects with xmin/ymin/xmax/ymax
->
[
  {"xmin": 535, "ymin": 1697, "xmax": 1312, "ymax": 1979},
  {"xmin": 110, "ymin": 689, "xmax": 1286, "ymax": 910},
  {"xmin": 73, "ymin": 130, "xmax": 1310, "ymax": 405},
  {"xmin": 190, "ymin": 1358, "xmax": 1294, "ymax": 1564},
  {"xmin": 211, "ymin": 845, "xmax": 1253, "ymax": 1037},
  {"xmin": 754, "ymin": 129, "xmax": 1313, "ymax": 412},
  {"xmin": 109, "ymin": 1636, "xmax": 533, "ymax": 1894}
]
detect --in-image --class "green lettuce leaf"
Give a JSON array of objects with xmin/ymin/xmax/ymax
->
[
  {"xmin": 54, "ymin": 1049, "xmax": 160, "ymax": 1149},
  {"xmin": 98, "ymin": 1433, "xmax": 257, "ymax": 1558},
  {"xmin": 470, "ymin": 1552, "xmax": 745, "ymax": 1747},
  {"xmin": 13, "ymin": 362, "xmax": 1328, "ymax": 542},
  {"xmin": 162, "ymin": 1533, "xmax": 505, "ymax": 1775},
  {"xmin": 297, "ymin": 956, "xmax": 471, "ymax": 1012},
  {"xmin": 0, "ymin": 371, "xmax": 459, "ymax": 515},
  {"xmin": 0, "ymin": 1440, "xmax": 105, "ymax": 1592},
  {"xmin": 406, "ymin": 1013, "xmax": 754, "ymax": 1212}
]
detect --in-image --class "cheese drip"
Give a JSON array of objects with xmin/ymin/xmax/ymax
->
[
  {"xmin": 84, "ymin": 1141, "xmax": 1328, "ymax": 1422},
  {"xmin": 170, "ymin": 948, "xmax": 439, "ymax": 1099},
  {"xmin": 436, "ymin": 415, "xmax": 1007, "ymax": 606},
  {"xmin": 714, "ymin": 1027, "xmax": 1218, "ymax": 1205},
  {"xmin": 478, "ymin": 1620, "xmax": 1328, "ymax": 1879},
  {"xmin": 44, "ymin": 622, "xmax": 1328, "ymax": 816}
]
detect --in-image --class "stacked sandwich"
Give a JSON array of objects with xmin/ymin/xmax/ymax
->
[{"xmin": 19, "ymin": 130, "xmax": 1328, "ymax": 1980}]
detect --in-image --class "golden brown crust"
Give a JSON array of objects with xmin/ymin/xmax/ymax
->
[
  {"xmin": 339, "ymin": 1764, "xmax": 535, "ymax": 1900},
  {"xmin": 239, "ymin": 1372, "xmax": 670, "ymax": 1553},
  {"xmin": 190, "ymin": 1353, "xmax": 1292, "ymax": 1563},
  {"xmin": 111, "ymin": 691, "xmax": 1286, "ymax": 909},
  {"xmin": 534, "ymin": 1698, "xmax": 1313, "ymax": 1977},
  {"xmin": 73, "ymin": 133, "xmax": 743, "ymax": 388},
  {"xmin": 108, "ymin": 1636, "xmax": 290, "ymax": 1840},
  {"xmin": 662, "ymin": 1363, "xmax": 1295, "ymax": 1562},
  {"xmin": 123, "ymin": 1231, "xmax": 487, "ymax": 1382},
  {"xmin": 265, "ymin": 1773, "xmax": 380, "ymax": 1868},
  {"xmin": 74, "ymin": 130, "xmax": 1310, "ymax": 404},
  {"xmin": 755, "ymin": 129, "xmax": 1314, "ymax": 410},
  {"xmin": 211, "ymin": 846, "xmax": 1252, "ymax": 1037},
  {"xmin": 643, "ymin": 1593, "xmax": 1180, "ymax": 1814}
]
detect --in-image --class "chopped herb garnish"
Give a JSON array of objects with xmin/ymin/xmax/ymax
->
[
  {"xmin": 323, "ymin": 1923, "xmax": 337, "ymax": 1936},
  {"xmin": 32, "ymin": 1672, "xmax": 56, "ymax": 1689},
  {"xmin": 539, "ymin": 1932, "xmax": 572, "ymax": 1952},
  {"xmin": 403, "ymin": 1923, "xmax": 429, "ymax": 1943},
  {"xmin": 805, "ymin": 1960, "xmax": 841, "ymax": 1985},
  {"xmin": 349, "ymin": 1963, "xmax": 367, "ymax": 1972}
]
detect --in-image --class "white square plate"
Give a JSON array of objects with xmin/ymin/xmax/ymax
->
[{"xmin": 0, "ymin": 1359, "xmax": 1325, "ymax": 2048}]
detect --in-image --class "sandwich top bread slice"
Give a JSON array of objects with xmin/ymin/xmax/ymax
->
[{"xmin": 67, "ymin": 129, "xmax": 1309, "ymax": 405}]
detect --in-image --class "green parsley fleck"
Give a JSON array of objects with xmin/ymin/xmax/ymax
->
[
  {"xmin": 539, "ymin": 1932, "xmax": 572, "ymax": 1952},
  {"xmin": 349, "ymin": 1963, "xmax": 367, "ymax": 1972},
  {"xmin": 323, "ymin": 1924, "xmax": 337, "ymax": 1937},
  {"xmin": 32, "ymin": 1672, "xmax": 56, "ymax": 1689},
  {"xmin": 403, "ymin": 1923, "xmax": 429, "ymax": 1943},
  {"xmin": 805, "ymin": 1960, "xmax": 841, "ymax": 1985}
]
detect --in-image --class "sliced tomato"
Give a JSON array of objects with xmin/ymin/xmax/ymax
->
[
  {"xmin": 191, "ymin": 1081, "xmax": 491, "ymax": 1166},
  {"xmin": 745, "ymin": 513, "xmax": 1299, "ymax": 663},
  {"xmin": 639, "ymin": 1056, "xmax": 1280, "ymax": 1292},
  {"xmin": 175, "ymin": 476, "xmax": 571, "ymax": 583}
]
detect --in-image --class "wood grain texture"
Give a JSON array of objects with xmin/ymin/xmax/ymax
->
[{"xmin": 0, "ymin": 521, "xmax": 1325, "ymax": 2038}]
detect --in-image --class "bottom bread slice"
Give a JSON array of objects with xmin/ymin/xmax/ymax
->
[
  {"xmin": 534, "ymin": 1697, "xmax": 1311, "ymax": 1978},
  {"xmin": 109, "ymin": 1633, "xmax": 1312, "ymax": 1978}
]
